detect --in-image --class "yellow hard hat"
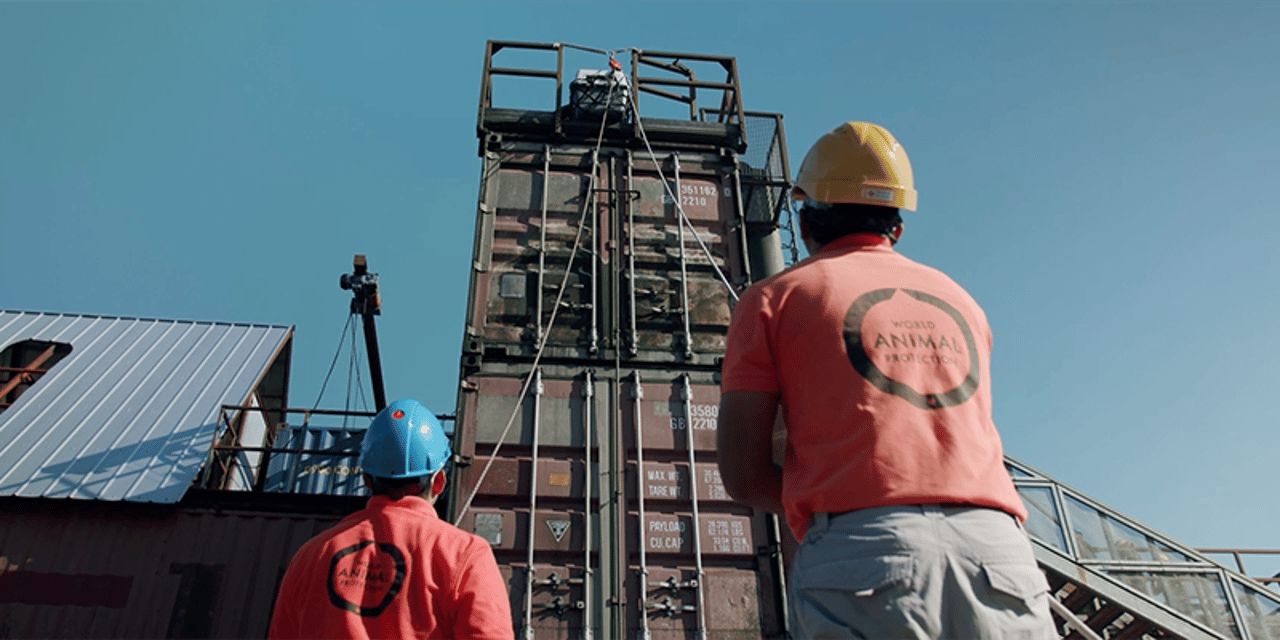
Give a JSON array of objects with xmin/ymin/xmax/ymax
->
[{"xmin": 793, "ymin": 121, "xmax": 917, "ymax": 211}]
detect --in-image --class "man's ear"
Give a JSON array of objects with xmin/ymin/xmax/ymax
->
[
  {"xmin": 797, "ymin": 207, "xmax": 812, "ymax": 243},
  {"xmin": 431, "ymin": 470, "xmax": 447, "ymax": 497}
]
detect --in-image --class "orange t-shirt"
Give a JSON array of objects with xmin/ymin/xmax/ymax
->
[
  {"xmin": 268, "ymin": 495, "xmax": 513, "ymax": 640},
  {"xmin": 721, "ymin": 233, "xmax": 1026, "ymax": 542}
]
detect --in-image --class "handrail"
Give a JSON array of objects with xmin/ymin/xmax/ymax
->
[
  {"xmin": 1197, "ymin": 548, "xmax": 1280, "ymax": 585},
  {"xmin": 195, "ymin": 405, "xmax": 455, "ymax": 494}
]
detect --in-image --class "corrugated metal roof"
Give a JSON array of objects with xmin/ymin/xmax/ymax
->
[{"xmin": 0, "ymin": 310, "xmax": 293, "ymax": 503}]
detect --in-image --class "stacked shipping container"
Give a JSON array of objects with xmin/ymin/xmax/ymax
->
[{"xmin": 448, "ymin": 41, "xmax": 795, "ymax": 639}]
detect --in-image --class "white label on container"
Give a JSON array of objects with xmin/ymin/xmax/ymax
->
[
  {"xmin": 547, "ymin": 519, "xmax": 570, "ymax": 543},
  {"xmin": 474, "ymin": 513, "xmax": 503, "ymax": 546}
]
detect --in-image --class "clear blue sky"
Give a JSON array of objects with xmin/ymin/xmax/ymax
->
[{"xmin": 3, "ymin": 2, "xmax": 1278, "ymax": 562}]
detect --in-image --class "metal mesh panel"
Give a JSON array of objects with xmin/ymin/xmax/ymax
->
[
  {"xmin": 738, "ymin": 113, "xmax": 788, "ymax": 225},
  {"xmin": 739, "ymin": 113, "xmax": 786, "ymax": 180}
]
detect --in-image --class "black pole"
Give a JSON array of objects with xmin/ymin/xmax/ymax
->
[{"xmin": 361, "ymin": 312, "xmax": 387, "ymax": 411}]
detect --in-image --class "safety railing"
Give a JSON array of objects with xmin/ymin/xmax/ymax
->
[
  {"xmin": 1199, "ymin": 549, "xmax": 1280, "ymax": 589},
  {"xmin": 476, "ymin": 40, "xmax": 748, "ymax": 150},
  {"xmin": 196, "ymin": 404, "xmax": 454, "ymax": 497},
  {"xmin": 1008, "ymin": 457, "xmax": 1280, "ymax": 640}
]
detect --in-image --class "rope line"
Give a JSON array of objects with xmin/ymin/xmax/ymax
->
[
  {"xmin": 311, "ymin": 314, "xmax": 353, "ymax": 413},
  {"xmin": 627, "ymin": 74, "xmax": 741, "ymax": 302}
]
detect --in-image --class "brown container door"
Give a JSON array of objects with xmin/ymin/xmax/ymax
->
[
  {"xmin": 620, "ymin": 150, "xmax": 744, "ymax": 365},
  {"xmin": 450, "ymin": 367, "xmax": 788, "ymax": 639},
  {"xmin": 623, "ymin": 370, "xmax": 788, "ymax": 639},
  {"xmin": 463, "ymin": 142, "xmax": 750, "ymax": 369}
]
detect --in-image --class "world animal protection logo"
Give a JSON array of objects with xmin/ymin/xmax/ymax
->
[
  {"xmin": 326, "ymin": 541, "xmax": 407, "ymax": 617},
  {"xmin": 843, "ymin": 288, "xmax": 980, "ymax": 410}
]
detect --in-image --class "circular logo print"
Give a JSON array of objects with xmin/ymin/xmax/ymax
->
[
  {"xmin": 843, "ymin": 288, "xmax": 980, "ymax": 410},
  {"xmin": 326, "ymin": 540, "xmax": 407, "ymax": 617}
]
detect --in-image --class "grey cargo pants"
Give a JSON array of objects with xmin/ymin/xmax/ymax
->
[{"xmin": 789, "ymin": 504, "xmax": 1058, "ymax": 639}]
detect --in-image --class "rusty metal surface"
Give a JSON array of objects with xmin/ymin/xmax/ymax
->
[
  {"xmin": 460, "ymin": 41, "xmax": 791, "ymax": 639},
  {"xmin": 450, "ymin": 367, "xmax": 786, "ymax": 639},
  {"xmin": 0, "ymin": 497, "xmax": 339, "ymax": 639},
  {"xmin": 463, "ymin": 140, "xmax": 745, "ymax": 367}
]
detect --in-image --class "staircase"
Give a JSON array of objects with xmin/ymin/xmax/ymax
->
[{"xmin": 1007, "ymin": 458, "xmax": 1280, "ymax": 640}]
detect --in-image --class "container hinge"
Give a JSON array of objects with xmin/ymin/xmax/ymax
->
[
  {"xmin": 530, "ymin": 596, "xmax": 585, "ymax": 615},
  {"xmin": 757, "ymin": 542, "xmax": 781, "ymax": 559},
  {"xmin": 647, "ymin": 596, "xmax": 697, "ymax": 617},
  {"xmin": 452, "ymin": 454, "xmax": 473, "ymax": 467},
  {"xmin": 649, "ymin": 576, "xmax": 699, "ymax": 591},
  {"xmin": 534, "ymin": 571, "xmax": 584, "ymax": 587}
]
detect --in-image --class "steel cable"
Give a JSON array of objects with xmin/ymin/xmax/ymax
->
[{"xmin": 625, "ymin": 58, "xmax": 741, "ymax": 303}]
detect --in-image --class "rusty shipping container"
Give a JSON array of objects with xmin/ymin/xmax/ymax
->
[
  {"xmin": 449, "ymin": 41, "xmax": 796, "ymax": 639},
  {"xmin": 0, "ymin": 497, "xmax": 344, "ymax": 639}
]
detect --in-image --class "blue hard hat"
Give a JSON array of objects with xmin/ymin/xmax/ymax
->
[{"xmin": 359, "ymin": 399, "xmax": 451, "ymax": 479}]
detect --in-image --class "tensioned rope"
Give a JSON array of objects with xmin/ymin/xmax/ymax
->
[
  {"xmin": 623, "ymin": 54, "xmax": 741, "ymax": 303},
  {"xmin": 345, "ymin": 319, "xmax": 370, "ymax": 425},
  {"xmin": 310, "ymin": 313, "xmax": 372, "ymax": 432},
  {"xmin": 311, "ymin": 313, "xmax": 353, "ymax": 413}
]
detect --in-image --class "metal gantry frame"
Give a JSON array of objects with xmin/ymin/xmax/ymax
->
[{"xmin": 476, "ymin": 40, "xmax": 749, "ymax": 152}]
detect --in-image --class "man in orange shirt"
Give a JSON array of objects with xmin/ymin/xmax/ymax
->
[
  {"xmin": 269, "ymin": 399, "xmax": 513, "ymax": 640},
  {"xmin": 717, "ymin": 122, "xmax": 1056, "ymax": 639}
]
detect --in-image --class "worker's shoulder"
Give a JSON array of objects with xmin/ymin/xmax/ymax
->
[
  {"xmin": 440, "ymin": 520, "xmax": 499, "ymax": 553},
  {"xmin": 393, "ymin": 507, "xmax": 493, "ymax": 547},
  {"xmin": 749, "ymin": 243, "xmax": 912, "ymax": 289},
  {"xmin": 411, "ymin": 518, "xmax": 500, "ymax": 566}
]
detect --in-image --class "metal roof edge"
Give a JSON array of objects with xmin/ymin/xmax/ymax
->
[{"xmin": 0, "ymin": 308, "xmax": 294, "ymax": 331}]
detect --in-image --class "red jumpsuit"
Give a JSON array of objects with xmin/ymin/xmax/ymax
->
[{"xmin": 268, "ymin": 495, "xmax": 513, "ymax": 640}]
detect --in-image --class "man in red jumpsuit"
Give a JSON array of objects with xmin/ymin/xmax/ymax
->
[{"xmin": 269, "ymin": 399, "xmax": 513, "ymax": 640}]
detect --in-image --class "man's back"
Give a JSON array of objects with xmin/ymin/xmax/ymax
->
[
  {"xmin": 722, "ymin": 232, "xmax": 1024, "ymax": 541},
  {"xmin": 268, "ymin": 495, "xmax": 512, "ymax": 640},
  {"xmin": 718, "ymin": 120, "xmax": 1056, "ymax": 639}
]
